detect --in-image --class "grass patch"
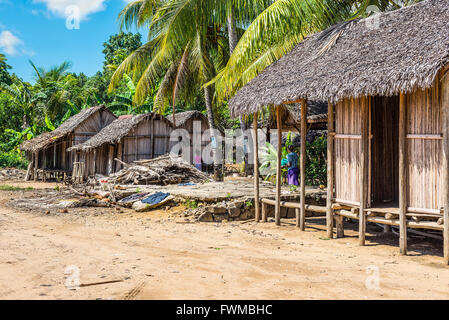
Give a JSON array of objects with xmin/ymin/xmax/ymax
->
[{"xmin": 0, "ymin": 184, "xmax": 33, "ymax": 191}]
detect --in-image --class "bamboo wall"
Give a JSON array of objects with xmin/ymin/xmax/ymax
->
[
  {"xmin": 406, "ymin": 74, "xmax": 443, "ymax": 211},
  {"xmin": 122, "ymin": 116, "xmax": 172, "ymax": 164},
  {"xmin": 173, "ymin": 116, "xmax": 210, "ymax": 166},
  {"xmin": 335, "ymin": 98, "xmax": 362, "ymax": 204},
  {"xmin": 334, "ymin": 74, "xmax": 444, "ymax": 211}
]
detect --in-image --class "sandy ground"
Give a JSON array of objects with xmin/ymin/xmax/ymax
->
[{"xmin": 1, "ymin": 181, "xmax": 449, "ymax": 300}]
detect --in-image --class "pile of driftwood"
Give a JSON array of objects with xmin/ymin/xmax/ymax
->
[{"xmin": 108, "ymin": 155, "xmax": 211, "ymax": 185}]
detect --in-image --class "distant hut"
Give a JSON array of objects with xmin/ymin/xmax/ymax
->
[
  {"xmin": 266, "ymin": 101, "xmax": 328, "ymax": 132},
  {"xmin": 229, "ymin": 0, "xmax": 449, "ymax": 263},
  {"xmin": 68, "ymin": 113, "xmax": 174, "ymax": 179},
  {"xmin": 166, "ymin": 111, "xmax": 211, "ymax": 169},
  {"xmin": 21, "ymin": 105, "xmax": 116, "ymax": 181}
]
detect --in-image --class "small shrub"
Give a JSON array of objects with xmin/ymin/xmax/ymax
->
[
  {"xmin": 0, "ymin": 185, "xmax": 33, "ymax": 191},
  {"xmin": 0, "ymin": 150, "xmax": 28, "ymax": 169}
]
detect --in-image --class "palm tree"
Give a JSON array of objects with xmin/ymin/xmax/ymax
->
[
  {"xmin": 29, "ymin": 60, "xmax": 73, "ymax": 120},
  {"xmin": 111, "ymin": 0, "xmax": 234, "ymax": 179},
  {"xmin": 212, "ymin": 0, "xmax": 421, "ymax": 101},
  {"xmin": 109, "ymin": 74, "xmax": 153, "ymax": 115}
]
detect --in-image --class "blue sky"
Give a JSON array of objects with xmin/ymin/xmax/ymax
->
[{"xmin": 0, "ymin": 0, "xmax": 141, "ymax": 83}]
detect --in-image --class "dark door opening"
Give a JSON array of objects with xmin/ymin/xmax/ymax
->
[{"xmin": 370, "ymin": 95, "xmax": 400, "ymax": 207}]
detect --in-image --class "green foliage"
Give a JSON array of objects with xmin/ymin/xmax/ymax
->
[
  {"xmin": 0, "ymin": 54, "xmax": 12, "ymax": 85},
  {"xmin": 259, "ymin": 132, "xmax": 327, "ymax": 187},
  {"xmin": 0, "ymin": 150, "xmax": 28, "ymax": 169},
  {"xmin": 0, "ymin": 184, "xmax": 33, "ymax": 191},
  {"xmin": 184, "ymin": 199, "xmax": 198, "ymax": 209},
  {"xmin": 305, "ymin": 135, "xmax": 327, "ymax": 186}
]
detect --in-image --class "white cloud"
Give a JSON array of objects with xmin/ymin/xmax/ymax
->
[
  {"xmin": 0, "ymin": 30, "xmax": 22, "ymax": 55},
  {"xmin": 33, "ymin": 0, "xmax": 108, "ymax": 20}
]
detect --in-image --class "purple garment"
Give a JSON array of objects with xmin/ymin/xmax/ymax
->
[{"xmin": 287, "ymin": 167, "xmax": 299, "ymax": 186}]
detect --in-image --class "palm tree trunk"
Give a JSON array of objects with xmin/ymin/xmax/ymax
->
[
  {"xmin": 204, "ymin": 85, "xmax": 223, "ymax": 181},
  {"xmin": 227, "ymin": 7, "xmax": 249, "ymax": 173}
]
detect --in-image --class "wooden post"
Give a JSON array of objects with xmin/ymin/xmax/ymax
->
[
  {"xmin": 299, "ymin": 99, "xmax": 307, "ymax": 230},
  {"xmin": 335, "ymin": 215, "xmax": 344, "ymax": 238},
  {"xmin": 275, "ymin": 105, "xmax": 282, "ymax": 226},
  {"xmin": 359, "ymin": 97, "xmax": 369, "ymax": 246},
  {"xmin": 34, "ymin": 152, "xmax": 38, "ymax": 181},
  {"xmin": 53, "ymin": 143, "xmax": 56, "ymax": 169},
  {"xmin": 107, "ymin": 145, "xmax": 114, "ymax": 175},
  {"xmin": 62, "ymin": 141, "xmax": 67, "ymax": 170},
  {"xmin": 442, "ymin": 71, "xmax": 449, "ymax": 264},
  {"xmin": 262, "ymin": 202, "xmax": 267, "ymax": 222},
  {"xmin": 93, "ymin": 149, "xmax": 97, "ymax": 176},
  {"xmin": 399, "ymin": 92, "xmax": 408, "ymax": 255},
  {"xmin": 327, "ymin": 101, "xmax": 335, "ymax": 238},
  {"xmin": 253, "ymin": 112, "xmax": 261, "ymax": 222}
]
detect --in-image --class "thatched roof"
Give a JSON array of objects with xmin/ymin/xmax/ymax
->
[
  {"xmin": 21, "ymin": 105, "xmax": 115, "ymax": 152},
  {"xmin": 230, "ymin": 0, "xmax": 449, "ymax": 117},
  {"xmin": 166, "ymin": 111, "xmax": 208, "ymax": 127},
  {"xmin": 68, "ymin": 112, "xmax": 173, "ymax": 152}
]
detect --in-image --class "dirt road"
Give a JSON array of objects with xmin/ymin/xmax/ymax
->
[{"xmin": 1, "ymin": 182, "xmax": 449, "ymax": 300}]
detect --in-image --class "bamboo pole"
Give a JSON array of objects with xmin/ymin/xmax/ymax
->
[
  {"xmin": 253, "ymin": 112, "xmax": 261, "ymax": 222},
  {"xmin": 442, "ymin": 71, "xmax": 449, "ymax": 264},
  {"xmin": 275, "ymin": 106, "xmax": 282, "ymax": 226},
  {"xmin": 399, "ymin": 92, "xmax": 408, "ymax": 255},
  {"xmin": 327, "ymin": 101, "xmax": 335, "ymax": 238},
  {"xmin": 359, "ymin": 97, "xmax": 369, "ymax": 246},
  {"xmin": 299, "ymin": 99, "xmax": 307, "ymax": 230}
]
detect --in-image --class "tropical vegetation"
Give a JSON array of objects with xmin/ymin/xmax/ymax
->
[{"xmin": 0, "ymin": 0, "xmax": 421, "ymax": 181}]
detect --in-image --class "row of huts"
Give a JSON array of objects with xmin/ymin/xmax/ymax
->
[
  {"xmin": 21, "ymin": 102, "xmax": 328, "ymax": 182},
  {"xmin": 230, "ymin": 0, "xmax": 449, "ymax": 264},
  {"xmin": 21, "ymin": 108, "xmax": 211, "ymax": 181}
]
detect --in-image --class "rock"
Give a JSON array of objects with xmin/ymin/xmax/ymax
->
[
  {"xmin": 198, "ymin": 212, "xmax": 214, "ymax": 222},
  {"xmin": 132, "ymin": 201, "xmax": 152, "ymax": 212},
  {"xmin": 213, "ymin": 214, "xmax": 228, "ymax": 223},
  {"xmin": 228, "ymin": 205, "xmax": 241, "ymax": 218},
  {"xmin": 59, "ymin": 208, "xmax": 68, "ymax": 214},
  {"xmin": 233, "ymin": 201, "xmax": 245, "ymax": 209},
  {"xmin": 239, "ymin": 211, "xmax": 249, "ymax": 220},
  {"xmin": 206, "ymin": 205, "xmax": 226, "ymax": 214}
]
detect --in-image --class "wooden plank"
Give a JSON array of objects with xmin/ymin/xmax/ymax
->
[
  {"xmin": 442, "ymin": 69, "xmax": 449, "ymax": 264},
  {"xmin": 406, "ymin": 134, "xmax": 442, "ymax": 140},
  {"xmin": 327, "ymin": 101, "xmax": 335, "ymax": 238},
  {"xmin": 359, "ymin": 96, "xmax": 369, "ymax": 246},
  {"xmin": 253, "ymin": 112, "xmax": 261, "ymax": 222},
  {"xmin": 399, "ymin": 92, "xmax": 408, "ymax": 255},
  {"xmin": 275, "ymin": 106, "xmax": 282, "ymax": 226},
  {"xmin": 300, "ymin": 99, "xmax": 307, "ymax": 230},
  {"xmin": 338, "ymin": 209, "xmax": 443, "ymax": 231}
]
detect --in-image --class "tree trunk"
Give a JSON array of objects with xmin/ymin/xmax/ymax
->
[
  {"xmin": 228, "ymin": 8, "xmax": 249, "ymax": 174},
  {"xmin": 204, "ymin": 85, "xmax": 223, "ymax": 181}
]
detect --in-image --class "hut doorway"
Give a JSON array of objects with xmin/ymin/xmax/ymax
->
[{"xmin": 370, "ymin": 95, "xmax": 400, "ymax": 207}]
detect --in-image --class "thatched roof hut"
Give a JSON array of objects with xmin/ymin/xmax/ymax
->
[
  {"xmin": 235, "ymin": 0, "xmax": 449, "ymax": 264},
  {"xmin": 166, "ymin": 111, "xmax": 206, "ymax": 128},
  {"xmin": 68, "ymin": 112, "xmax": 175, "ymax": 177},
  {"xmin": 265, "ymin": 101, "xmax": 328, "ymax": 131},
  {"xmin": 21, "ymin": 105, "xmax": 115, "ymax": 153},
  {"xmin": 229, "ymin": 0, "xmax": 449, "ymax": 116},
  {"xmin": 68, "ymin": 113, "xmax": 167, "ymax": 152}
]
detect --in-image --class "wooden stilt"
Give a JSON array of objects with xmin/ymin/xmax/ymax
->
[
  {"xmin": 275, "ymin": 106, "xmax": 282, "ymax": 226},
  {"xmin": 93, "ymin": 149, "xmax": 97, "ymax": 176},
  {"xmin": 359, "ymin": 97, "xmax": 369, "ymax": 246},
  {"xmin": 253, "ymin": 112, "xmax": 261, "ymax": 222},
  {"xmin": 442, "ymin": 72, "xmax": 449, "ymax": 264},
  {"xmin": 262, "ymin": 202, "xmax": 267, "ymax": 222},
  {"xmin": 335, "ymin": 215, "xmax": 344, "ymax": 238},
  {"xmin": 299, "ymin": 99, "xmax": 307, "ymax": 230},
  {"xmin": 34, "ymin": 152, "xmax": 38, "ymax": 181},
  {"xmin": 399, "ymin": 92, "xmax": 408, "ymax": 255},
  {"xmin": 327, "ymin": 101, "xmax": 335, "ymax": 238}
]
